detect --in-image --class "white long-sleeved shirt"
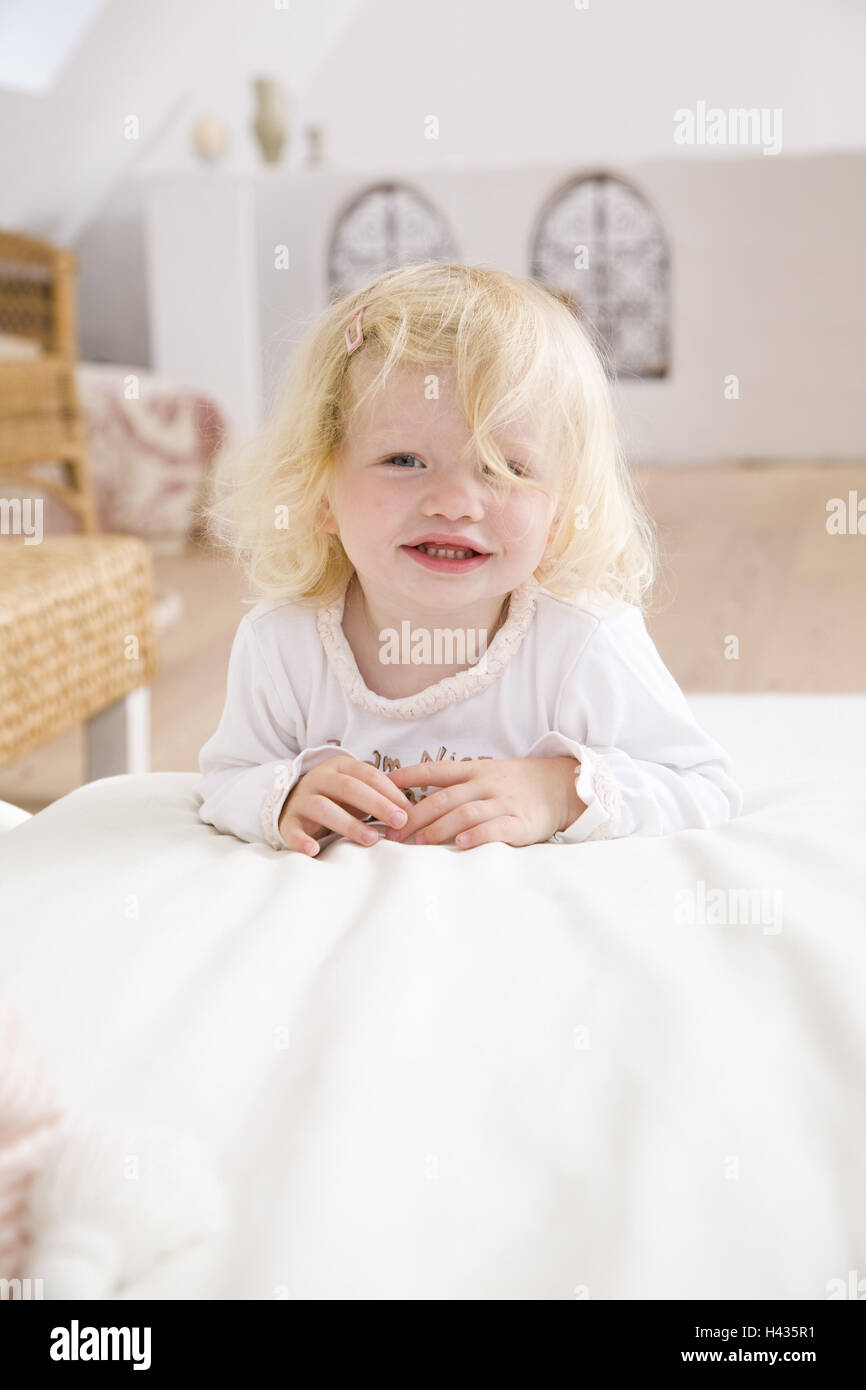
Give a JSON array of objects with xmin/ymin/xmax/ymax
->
[{"xmin": 194, "ymin": 577, "xmax": 743, "ymax": 851}]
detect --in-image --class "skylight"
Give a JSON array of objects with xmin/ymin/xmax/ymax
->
[{"xmin": 0, "ymin": 0, "xmax": 105, "ymax": 94}]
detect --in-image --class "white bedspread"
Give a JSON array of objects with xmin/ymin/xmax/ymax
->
[{"xmin": 1, "ymin": 748, "xmax": 864, "ymax": 1299}]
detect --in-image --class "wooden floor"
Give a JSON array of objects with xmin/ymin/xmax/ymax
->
[{"xmin": 2, "ymin": 461, "xmax": 864, "ymax": 815}]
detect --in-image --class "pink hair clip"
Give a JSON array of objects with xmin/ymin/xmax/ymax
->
[{"xmin": 345, "ymin": 304, "xmax": 367, "ymax": 355}]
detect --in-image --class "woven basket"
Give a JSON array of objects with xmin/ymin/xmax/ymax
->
[{"xmin": 0, "ymin": 536, "xmax": 158, "ymax": 766}]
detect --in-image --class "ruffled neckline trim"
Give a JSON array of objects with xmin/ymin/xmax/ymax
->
[{"xmin": 316, "ymin": 577, "xmax": 540, "ymax": 720}]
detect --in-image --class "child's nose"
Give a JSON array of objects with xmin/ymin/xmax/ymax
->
[{"xmin": 422, "ymin": 471, "xmax": 485, "ymax": 516}]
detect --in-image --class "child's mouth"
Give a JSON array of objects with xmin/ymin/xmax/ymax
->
[{"xmin": 402, "ymin": 544, "xmax": 491, "ymax": 574}]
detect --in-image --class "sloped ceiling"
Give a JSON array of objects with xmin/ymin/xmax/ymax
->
[
  {"xmin": 1, "ymin": 0, "xmax": 864, "ymax": 244},
  {"xmin": 292, "ymin": 0, "xmax": 866, "ymax": 171},
  {"xmin": 0, "ymin": 0, "xmax": 362, "ymax": 241}
]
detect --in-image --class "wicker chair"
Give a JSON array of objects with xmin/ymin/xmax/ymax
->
[{"xmin": 0, "ymin": 230, "xmax": 157, "ymax": 781}]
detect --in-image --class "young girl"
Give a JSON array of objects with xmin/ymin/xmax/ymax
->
[{"xmin": 195, "ymin": 262, "xmax": 742, "ymax": 856}]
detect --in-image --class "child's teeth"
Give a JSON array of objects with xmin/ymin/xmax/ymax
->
[{"xmin": 418, "ymin": 545, "xmax": 475, "ymax": 559}]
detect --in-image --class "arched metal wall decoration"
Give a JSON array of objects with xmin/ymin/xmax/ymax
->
[
  {"xmin": 326, "ymin": 182, "xmax": 458, "ymax": 299},
  {"xmin": 529, "ymin": 173, "xmax": 670, "ymax": 378}
]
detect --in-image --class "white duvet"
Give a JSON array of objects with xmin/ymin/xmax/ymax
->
[{"xmin": 1, "ymin": 695, "xmax": 865, "ymax": 1300}]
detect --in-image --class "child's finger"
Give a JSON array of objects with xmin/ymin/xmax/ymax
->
[
  {"xmin": 410, "ymin": 798, "xmax": 498, "ymax": 845},
  {"xmin": 325, "ymin": 769, "xmax": 410, "ymax": 829},
  {"xmin": 366, "ymin": 764, "xmax": 415, "ymax": 810},
  {"xmin": 303, "ymin": 794, "xmax": 382, "ymax": 847},
  {"xmin": 279, "ymin": 816, "xmax": 322, "ymax": 856},
  {"xmin": 388, "ymin": 786, "xmax": 487, "ymax": 842}
]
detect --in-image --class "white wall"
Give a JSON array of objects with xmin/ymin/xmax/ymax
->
[
  {"xmin": 252, "ymin": 152, "xmax": 865, "ymax": 464},
  {"xmin": 133, "ymin": 150, "xmax": 866, "ymax": 464}
]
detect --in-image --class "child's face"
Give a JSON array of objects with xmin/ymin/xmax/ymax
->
[{"xmin": 321, "ymin": 359, "xmax": 558, "ymax": 610}]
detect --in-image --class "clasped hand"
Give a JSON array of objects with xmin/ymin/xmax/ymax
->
[
  {"xmin": 278, "ymin": 753, "xmax": 583, "ymax": 854},
  {"xmin": 384, "ymin": 756, "xmax": 583, "ymax": 849}
]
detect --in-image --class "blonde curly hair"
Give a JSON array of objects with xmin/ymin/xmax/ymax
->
[{"xmin": 199, "ymin": 261, "xmax": 659, "ymax": 613}]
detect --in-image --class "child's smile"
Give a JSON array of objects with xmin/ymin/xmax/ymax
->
[{"xmin": 401, "ymin": 531, "xmax": 494, "ymax": 574}]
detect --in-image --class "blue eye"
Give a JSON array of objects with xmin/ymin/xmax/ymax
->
[
  {"xmin": 384, "ymin": 454, "xmax": 528, "ymax": 477},
  {"xmin": 386, "ymin": 454, "xmax": 424, "ymax": 469}
]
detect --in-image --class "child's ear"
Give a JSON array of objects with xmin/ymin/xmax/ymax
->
[{"xmin": 316, "ymin": 499, "xmax": 337, "ymax": 534}]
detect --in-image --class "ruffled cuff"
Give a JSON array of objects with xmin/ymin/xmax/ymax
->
[
  {"xmin": 523, "ymin": 731, "xmax": 622, "ymax": 843},
  {"xmin": 259, "ymin": 744, "xmax": 346, "ymax": 851}
]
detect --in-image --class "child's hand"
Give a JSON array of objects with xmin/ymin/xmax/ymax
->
[
  {"xmin": 383, "ymin": 757, "xmax": 586, "ymax": 849},
  {"xmin": 278, "ymin": 754, "xmax": 414, "ymax": 855}
]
